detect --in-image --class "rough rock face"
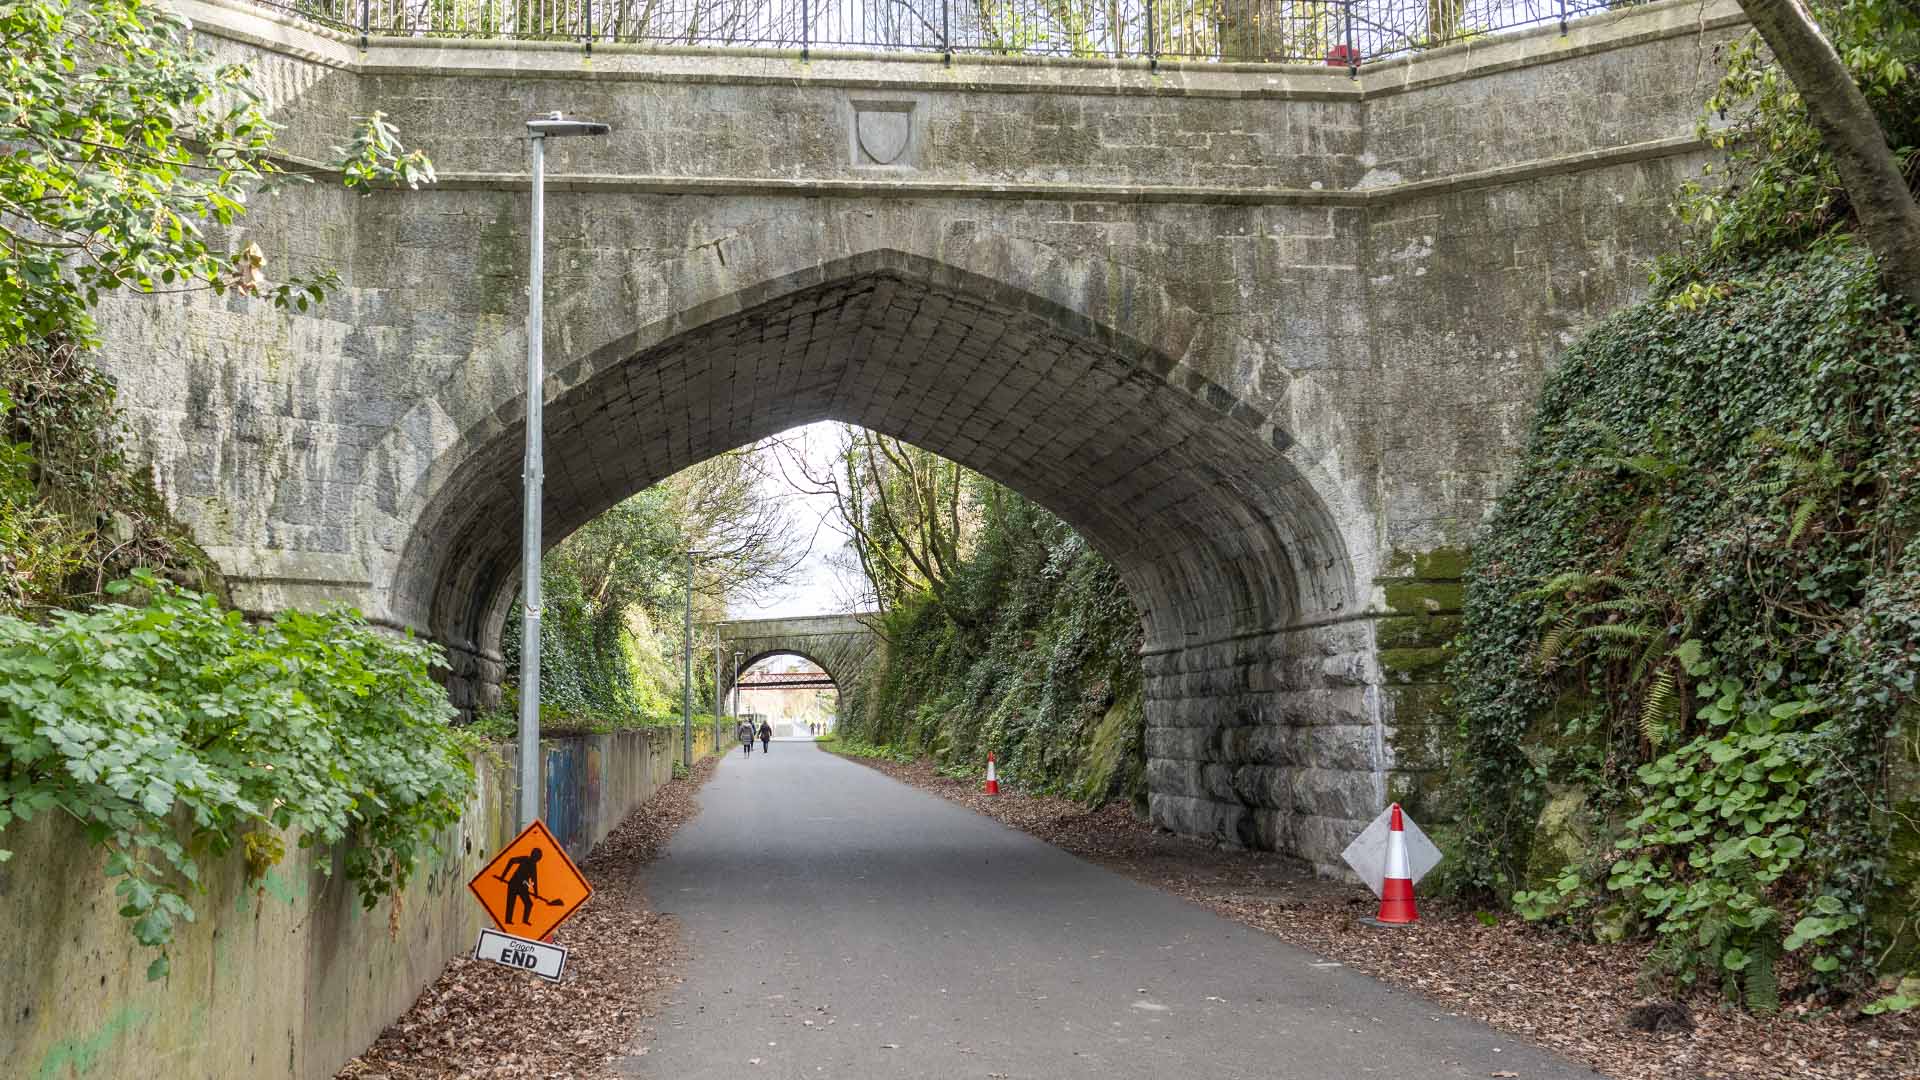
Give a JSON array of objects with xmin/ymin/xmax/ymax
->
[{"xmin": 95, "ymin": 0, "xmax": 1746, "ymax": 871}]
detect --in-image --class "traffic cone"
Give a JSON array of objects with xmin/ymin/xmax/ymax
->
[
  {"xmin": 984, "ymin": 752, "xmax": 999, "ymax": 795},
  {"xmin": 1376, "ymin": 803, "xmax": 1419, "ymax": 925}
]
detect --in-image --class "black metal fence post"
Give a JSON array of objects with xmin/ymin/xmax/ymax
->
[
  {"xmin": 942, "ymin": 0, "xmax": 951, "ymax": 63},
  {"xmin": 801, "ymin": 0, "xmax": 809, "ymax": 59},
  {"xmin": 584, "ymin": 0, "xmax": 593, "ymax": 55},
  {"xmin": 1558, "ymin": 0, "xmax": 1568, "ymax": 35},
  {"xmin": 1147, "ymin": 0, "xmax": 1157, "ymax": 70},
  {"xmin": 359, "ymin": 0, "xmax": 368, "ymax": 48},
  {"xmin": 1343, "ymin": 0, "xmax": 1357, "ymax": 77}
]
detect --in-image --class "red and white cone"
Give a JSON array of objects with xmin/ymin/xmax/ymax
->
[
  {"xmin": 1376, "ymin": 803, "xmax": 1419, "ymax": 925},
  {"xmin": 984, "ymin": 752, "xmax": 1000, "ymax": 796}
]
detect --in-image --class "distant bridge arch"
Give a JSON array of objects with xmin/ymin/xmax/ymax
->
[{"xmin": 714, "ymin": 614, "xmax": 882, "ymax": 703}]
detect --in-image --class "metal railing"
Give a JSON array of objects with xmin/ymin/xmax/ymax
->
[{"xmin": 259, "ymin": 0, "xmax": 1646, "ymax": 65}]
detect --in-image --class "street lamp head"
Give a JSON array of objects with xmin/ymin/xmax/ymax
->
[{"xmin": 527, "ymin": 111, "xmax": 611, "ymax": 138}]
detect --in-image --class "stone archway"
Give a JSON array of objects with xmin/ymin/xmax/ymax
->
[
  {"xmin": 388, "ymin": 250, "xmax": 1380, "ymax": 872},
  {"xmin": 713, "ymin": 615, "xmax": 882, "ymax": 703}
]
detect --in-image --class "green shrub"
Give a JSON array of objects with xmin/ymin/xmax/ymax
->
[
  {"xmin": 817, "ymin": 735, "xmax": 915, "ymax": 764},
  {"xmin": 0, "ymin": 571, "xmax": 478, "ymax": 979}
]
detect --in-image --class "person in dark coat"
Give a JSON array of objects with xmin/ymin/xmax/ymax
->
[{"xmin": 758, "ymin": 719, "xmax": 773, "ymax": 753}]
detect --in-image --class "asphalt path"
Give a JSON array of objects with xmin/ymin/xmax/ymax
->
[{"xmin": 624, "ymin": 740, "xmax": 1598, "ymax": 1080}]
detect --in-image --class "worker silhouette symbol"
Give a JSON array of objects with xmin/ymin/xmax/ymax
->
[{"xmin": 495, "ymin": 847, "xmax": 564, "ymax": 925}]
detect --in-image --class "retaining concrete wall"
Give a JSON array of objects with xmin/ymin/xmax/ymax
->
[{"xmin": 0, "ymin": 725, "xmax": 714, "ymax": 1080}]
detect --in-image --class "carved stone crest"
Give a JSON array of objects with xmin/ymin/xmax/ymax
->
[{"xmin": 851, "ymin": 101, "xmax": 916, "ymax": 167}]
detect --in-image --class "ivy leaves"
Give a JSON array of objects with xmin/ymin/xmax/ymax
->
[
  {"xmin": 849, "ymin": 482, "xmax": 1145, "ymax": 804},
  {"xmin": 0, "ymin": 573, "xmax": 477, "ymax": 979},
  {"xmin": 1454, "ymin": 246, "xmax": 1920, "ymax": 1006}
]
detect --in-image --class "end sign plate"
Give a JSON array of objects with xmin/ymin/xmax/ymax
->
[{"xmin": 474, "ymin": 927, "xmax": 568, "ymax": 982}]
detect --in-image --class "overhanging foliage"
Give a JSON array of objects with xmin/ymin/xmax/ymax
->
[{"xmin": 0, "ymin": 572, "xmax": 478, "ymax": 980}]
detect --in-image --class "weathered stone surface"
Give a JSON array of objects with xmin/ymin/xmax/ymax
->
[{"xmin": 92, "ymin": 0, "xmax": 1746, "ymax": 872}]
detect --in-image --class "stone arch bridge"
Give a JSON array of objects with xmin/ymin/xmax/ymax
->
[
  {"xmin": 96, "ymin": 0, "xmax": 1748, "ymax": 872},
  {"xmin": 714, "ymin": 614, "xmax": 882, "ymax": 701}
]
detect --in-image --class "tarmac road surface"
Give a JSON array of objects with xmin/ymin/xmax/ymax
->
[{"xmin": 624, "ymin": 740, "xmax": 1599, "ymax": 1080}]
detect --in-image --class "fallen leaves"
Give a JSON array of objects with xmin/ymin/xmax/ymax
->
[
  {"xmin": 845, "ymin": 756, "xmax": 1920, "ymax": 1080},
  {"xmin": 335, "ymin": 754, "xmax": 722, "ymax": 1079}
]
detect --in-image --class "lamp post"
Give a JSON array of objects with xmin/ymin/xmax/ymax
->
[
  {"xmin": 732, "ymin": 650, "xmax": 744, "ymax": 725},
  {"xmin": 517, "ymin": 111, "xmax": 610, "ymax": 831},
  {"xmin": 682, "ymin": 548, "xmax": 703, "ymax": 769}
]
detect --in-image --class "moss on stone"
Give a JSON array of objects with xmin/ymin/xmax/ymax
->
[
  {"xmin": 1073, "ymin": 685, "xmax": 1145, "ymax": 808},
  {"xmin": 1375, "ymin": 613, "xmax": 1462, "ymax": 650},
  {"xmin": 1388, "ymin": 719, "xmax": 1449, "ymax": 772},
  {"xmin": 1379, "ymin": 646, "xmax": 1451, "ymax": 683},
  {"xmin": 1871, "ymin": 721, "xmax": 1920, "ymax": 975},
  {"xmin": 1381, "ymin": 546, "xmax": 1471, "ymax": 582},
  {"xmin": 1384, "ymin": 683, "xmax": 1449, "ymax": 725},
  {"xmin": 1382, "ymin": 581, "xmax": 1464, "ymax": 615},
  {"xmin": 1519, "ymin": 783, "xmax": 1596, "ymax": 914},
  {"xmin": 1386, "ymin": 768, "xmax": 1451, "ymax": 822}
]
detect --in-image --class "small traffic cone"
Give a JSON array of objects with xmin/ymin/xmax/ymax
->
[
  {"xmin": 984, "ymin": 752, "xmax": 999, "ymax": 795},
  {"xmin": 1376, "ymin": 803, "xmax": 1419, "ymax": 925}
]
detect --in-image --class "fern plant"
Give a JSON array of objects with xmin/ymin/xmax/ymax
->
[
  {"xmin": 1744, "ymin": 429, "xmax": 1848, "ymax": 548},
  {"xmin": 1525, "ymin": 570, "xmax": 1705, "ymax": 748}
]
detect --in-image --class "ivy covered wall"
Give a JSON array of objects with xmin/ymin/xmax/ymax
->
[
  {"xmin": 1448, "ymin": 244, "xmax": 1919, "ymax": 1007},
  {"xmin": 841, "ymin": 491, "xmax": 1147, "ymax": 808}
]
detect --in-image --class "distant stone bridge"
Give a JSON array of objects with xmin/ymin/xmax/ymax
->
[
  {"xmin": 95, "ymin": 0, "xmax": 1748, "ymax": 872},
  {"xmin": 714, "ymin": 614, "xmax": 882, "ymax": 700}
]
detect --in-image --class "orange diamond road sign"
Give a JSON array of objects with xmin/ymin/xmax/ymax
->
[{"xmin": 468, "ymin": 820, "xmax": 593, "ymax": 942}]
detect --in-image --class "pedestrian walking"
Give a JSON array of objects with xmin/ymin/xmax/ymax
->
[
  {"xmin": 758, "ymin": 719, "xmax": 772, "ymax": 754},
  {"xmin": 737, "ymin": 718, "xmax": 755, "ymax": 755}
]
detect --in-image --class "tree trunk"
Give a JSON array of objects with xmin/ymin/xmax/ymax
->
[{"xmin": 1739, "ymin": 0, "xmax": 1920, "ymax": 311}]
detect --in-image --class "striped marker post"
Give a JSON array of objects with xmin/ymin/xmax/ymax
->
[{"xmin": 985, "ymin": 752, "xmax": 999, "ymax": 795}]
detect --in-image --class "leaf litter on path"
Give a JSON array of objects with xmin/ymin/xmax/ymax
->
[{"xmin": 335, "ymin": 755, "xmax": 721, "ymax": 1079}]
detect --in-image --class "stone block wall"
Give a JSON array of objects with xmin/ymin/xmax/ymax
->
[{"xmin": 1145, "ymin": 620, "xmax": 1383, "ymax": 876}]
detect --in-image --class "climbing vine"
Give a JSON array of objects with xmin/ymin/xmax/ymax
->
[
  {"xmin": 1451, "ymin": 244, "xmax": 1919, "ymax": 1007},
  {"xmin": 0, "ymin": 0, "xmax": 434, "ymax": 615},
  {"xmin": 1662, "ymin": 0, "xmax": 1918, "ymax": 286}
]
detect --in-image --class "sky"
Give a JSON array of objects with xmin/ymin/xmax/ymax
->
[{"xmin": 727, "ymin": 421, "xmax": 871, "ymax": 620}]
